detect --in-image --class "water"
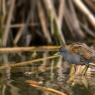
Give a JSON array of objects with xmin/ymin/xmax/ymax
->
[{"xmin": 0, "ymin": 53, "xmax": 95, "ymax": 95}]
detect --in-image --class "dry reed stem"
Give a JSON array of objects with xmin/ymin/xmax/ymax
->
[
  {"xmin": 13, "ymin": 4, "xmax": 34, "ymax": 46},
  {"xmin": 2, "ymin": 0, "xmax": 6, "ymax": 24},
  {"xmin": 0, "ymin": 46, "xmax": 60, "ymax": 53},
  {"xmin": 43, "ymin": 0, "xmax": 65, "ymax": 44},
  {"xmin": 37, "ymin": 1, "xmax": 52, "ymax": 43},
  {"xmin": 74, "ymin": 0, "xmax": 95, "ymax": 27},
  {"xmin": 2, "ymin": 0, "xmax": 15, "ymax": 46},
  {"xmin": 26, "ymin": 80, "xmax": 67, "ymax": 95},
  {"xmin": 3, "ymin": 23, "xmax": 39, "ymax": 28},
  {"xmin": 80, "ymin": 23, "xmax": 95, "ymax": 37},
  {"xmin": 0, "ymin": 55, "xmax": 60, "ymax": 70},
  {"xmin": 13, "ymin": 26, "xmax": 25, "ymax": 45},
  {"xmin": 58, "ymin": 0, "xmax": 64, "ymax": 26},
  {"xmin": 84, "ymin": 0, "xmax": 95, "ymax": 12},
  {"xmin": 64, "ymin": 0, "xmax": 85, "ymax": 38},
  {"xmin": 68, "ymin": 0, "xmax": 85, "ymax": 37},
  {"xmin": 0, "ymin": 0, "xmax": 5, "ymax": 16}
]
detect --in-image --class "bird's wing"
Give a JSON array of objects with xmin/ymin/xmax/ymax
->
[{"xmin": 68, "ymin": 43, "xmax": 95, "ymax": 60}]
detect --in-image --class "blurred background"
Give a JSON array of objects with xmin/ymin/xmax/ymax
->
[{"xmin": 1, "ymin": 0, "xmax": 95, "ymax": 47}]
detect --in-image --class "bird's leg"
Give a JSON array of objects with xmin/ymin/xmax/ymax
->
[
  {"xmin": 81, "ymin": 64, "xmax": 89, "ymax": 75},
  {"xmin": 67, "ymin": 64, "xmax": 76, "ymax": 83},
  {"xmin": 75, "ymin": 65, "xmax": 82, "ymax": 75}
]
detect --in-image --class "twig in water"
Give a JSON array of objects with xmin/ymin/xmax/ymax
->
[{"xmin": 26, "ymin": 80, "xmax": 67, "ymax": 95}]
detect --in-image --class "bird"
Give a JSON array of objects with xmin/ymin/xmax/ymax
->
[
  {"xmin": 59, "ymin": 47, "xmax": 90, "ymax": 65},
  {"xmin": 59, "ymin": 43, "xmax": 95, "ymax": 76}
]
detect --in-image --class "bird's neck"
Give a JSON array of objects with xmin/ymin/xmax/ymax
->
[{"xmin": 61, "ymin": 50, "xmax": 71, "ymax": 59}]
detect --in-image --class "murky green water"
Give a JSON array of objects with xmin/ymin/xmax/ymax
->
[{"xmin": 0, "ymin": 53, "xmax": 95, "ymax": 95}]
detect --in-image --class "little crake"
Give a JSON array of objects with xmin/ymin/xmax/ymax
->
[{"xmin": 59, "ymin": 47, "xmax": 90, "ymax": 65}]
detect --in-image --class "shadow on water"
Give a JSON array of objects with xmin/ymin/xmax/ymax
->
[{"xmin": 0, "ymin": 52, "xmax": 95, "ymax": 95}]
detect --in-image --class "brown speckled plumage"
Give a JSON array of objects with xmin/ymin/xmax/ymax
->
[{"xmin": 66, "ymin": 43, "xmax": 95, "ymax": 62}]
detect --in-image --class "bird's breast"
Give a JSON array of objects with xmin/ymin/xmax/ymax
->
[{"xmin": 65, "ymin": 54, "xmax": 80, "ymax": 64}]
